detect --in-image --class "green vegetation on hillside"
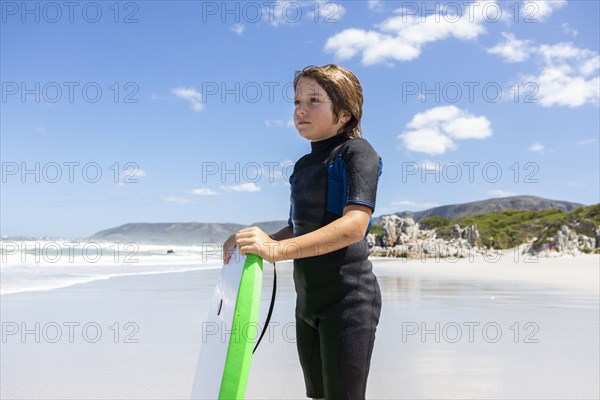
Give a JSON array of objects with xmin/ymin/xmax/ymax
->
[
  {"xmin": 419, "ymin": 216, "xmax": 451, "ymax": 230},
  {"xmin": 376, "ymin": 204, "xmax": 600, "ymax": 250},
  {"xmin": 369, "ymin": 224, "xmax": 383, "ymax": 235}
]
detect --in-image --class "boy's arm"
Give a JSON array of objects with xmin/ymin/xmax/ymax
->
[
  {"xmin": 275, "ymin": 205, "xmax": 371, "ymax": 262},
  {"xmin": 235, "ymin": 204, "xmax": 372, "ymax": 263}
]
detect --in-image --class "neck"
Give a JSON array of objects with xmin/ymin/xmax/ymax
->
[{"xmin": 310, "ymin": 134, "xmax": 348, "ymax": 154}]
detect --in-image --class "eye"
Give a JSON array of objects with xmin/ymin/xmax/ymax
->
[
  {"xmin": 310, "ymin": 97, "xmax": 319, "ymax": 103},
  {"xmin": 294, "ymin": 100, "xmax": 300, "ymax": 105}
]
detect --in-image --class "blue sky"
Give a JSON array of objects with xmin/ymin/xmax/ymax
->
[{"xmin": 1, "ymin": 0, "xmax": 599, "ymax": 238}]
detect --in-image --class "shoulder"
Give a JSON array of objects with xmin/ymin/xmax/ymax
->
[
  {"xmin": 294, "ymin": 153, "xmax": 311, "ymax": 167},
  {"xmin": 337, "ymin": 138, "xmax": 380, "ymax": 161}
]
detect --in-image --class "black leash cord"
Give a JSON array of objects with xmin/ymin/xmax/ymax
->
[{"xmin": 253, "ymin": 261, "xmax": 277, "ymax": 354}]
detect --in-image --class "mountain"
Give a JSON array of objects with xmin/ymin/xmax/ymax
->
[
  {"xmin": 372, "ymin": 195, "xmax": 584, "ymax": 225},
  {"xmin": 89, "ymin": 221, "xmax": 290, "ymax": 245},
  {"xmin": 90, "ymin": 222, "xmax": 246, "ymax": 245},
  {"xmin": 88, "ymin": 196, "xmax": 587, "ymax": 245}
]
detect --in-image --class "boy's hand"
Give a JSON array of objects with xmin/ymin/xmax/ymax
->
[{"xmin": 235, "ymin": 227, "xmax": 280, "ymax": 263}]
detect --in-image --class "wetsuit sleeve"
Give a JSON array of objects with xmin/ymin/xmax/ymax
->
[{"xmin": 344, "ymin": 139, "xmax": 382, "ymax": 212}]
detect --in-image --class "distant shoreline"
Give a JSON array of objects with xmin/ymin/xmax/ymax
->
[{"xmin": 1, "ymin": 238, "xmax": 597, "ymax": 258}]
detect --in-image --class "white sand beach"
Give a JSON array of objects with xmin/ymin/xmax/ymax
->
[{"xmin": 1, "ymin": 253, "xmax": 599, "ymax": 399}]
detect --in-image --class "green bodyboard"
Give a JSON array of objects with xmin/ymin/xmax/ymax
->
[{"xmin": 218, "ymin": 253, "xmax": 263, "ymax": 399}]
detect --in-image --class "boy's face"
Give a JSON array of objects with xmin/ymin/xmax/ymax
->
[{"xmin": 294, "ymin": 77, "xmax": 349, "ymax": 142}]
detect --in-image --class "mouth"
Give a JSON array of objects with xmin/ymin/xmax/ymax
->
[{"xmin": 297, "ymin": 121, "xmax": 310, "ymax": 125}]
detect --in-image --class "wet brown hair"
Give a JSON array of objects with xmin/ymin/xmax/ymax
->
[{"xmin": 293, "ymin": 64, "xmax": 364, "ymax": 138}]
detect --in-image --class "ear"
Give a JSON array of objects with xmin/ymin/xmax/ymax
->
[{"xmin": 342, "ymin": 110, "xmax": 352, "ymax": 123}]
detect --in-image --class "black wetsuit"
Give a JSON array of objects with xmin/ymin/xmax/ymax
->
[{"xmin": 288, "ymin": 134, "xmax": 382, "ymax": 399}]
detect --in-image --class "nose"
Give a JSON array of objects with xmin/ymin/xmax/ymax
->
[{"xmin": 295, "ymin": 103, "xmax": 307, "ymax": 117}]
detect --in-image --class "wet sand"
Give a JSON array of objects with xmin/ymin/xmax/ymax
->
[{"xmin": 1, "ymin": 254, "xmax": 598, "ymax": 399}]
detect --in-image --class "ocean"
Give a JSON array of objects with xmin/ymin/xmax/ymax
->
[{"xmin": 0, "ymin": 240, "xmax": 222, "ymax": 295}]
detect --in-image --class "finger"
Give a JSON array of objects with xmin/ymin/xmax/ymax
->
[
  {"xmin": 240, "ymin": 244, "xmax": 260, "ymax": 257},
  {"xmin": 236, "ymin": 230, "xmax": 257, "ymax": 240},
  {"xmin": 240, "ymin": 227, "xmax": 264, "ymax": 236},
  {"xmin": 236, "ymin": 237, "xmax": 257, "ymax": 248}
]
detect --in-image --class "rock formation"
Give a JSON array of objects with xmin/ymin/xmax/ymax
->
[
  {"xmin": 368, "ymin": 218, "xmax": 597, "ymax": 259},
  {"xmin": 368, "ymin": 216, "xmax": 484, "ymax": 259},
  {"xmin": 527, "ymin": 225, "xmax": 597, "ymax": 257}
]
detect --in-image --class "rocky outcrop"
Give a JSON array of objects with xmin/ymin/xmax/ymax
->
[
  {"xmin": 368, "ymin": 216, "xmax": 484, "ymax": 259},
  {"xmin": 451, "ymin": 224, "xmax": 482, "ymax": 247},
  {"xmin": 527, "ymin": 225, "xmax": 597, "ymax": 257},
  {"xmin": 380, "ymin": 216, "xmax": 432, "ymax": 247},
  {"xmin": 369, "ymin": 215, "xmax": 599, "ymax": 259}
]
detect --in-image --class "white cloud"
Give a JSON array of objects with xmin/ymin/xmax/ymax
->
[
  {"xmin": 444, "ymin": 116, "xmax": 492, "ymax": 140},
  {"xmin": 116, "ymin": 168, "xmax": 146, "ymax": 187},
  {"xmin": 419, "ymin": 160, "xmax": 442, "ymax": 171},
  {"xmin": 391, "ymin": 200, "xmax": 415, "ymax": 206},
  {"xmin": 324, "ymin": 1, "xmax": 492, "ymax": 65},
  {"xmin": 522, "ymin": 0, "xmax": 566, "ymax": 21},
  {"xmin": 268, "ymin": 1, "xmax": 294, "ymax": 27},
  {"xmin": 568, "ymin": 181, "xmax": 588, "ymax": 187},
  {"xmin": 390, "ymin": 200, "xmax": 415, "ymax": 207},
  {"xmin": 390, "ymin": 200, "xmax": 439, "ymax": 209},
  {"xmin": 561, "ymin": 22, "xmax": 578, "ymax": 37},
  {"xmin": 399, "ymin": 106, "xmax": 492, "ymax": 154},
  {"xmin": 368, "ymin": 0, "xmax": 383, "ymax": 11},
  {"xmin": 578, "ymin": 54, "xmax": 600, "ymax": 76},
  {"xmin": 220, "ymin": 183, "xmax": 261, "ymax": 192},
  {"xmin": 400, "ymin": 128, "xmax": 457, "ymax": 155},
  {"xmin": 172, "ymin": 87, "xmax": 204, "ymax": 112},
  {"xmin": 487, "ymin": 189, "xmax": 517, "ymax": 197},
  {"xmin": 576, "ymin": 138, "xmax": 597, "ymax": 145},
  {"xmin": 265, "ymin": 119, "xmax": 284, "ymax": 127},
  {"xmin": 536, "ymin": 42, "xmax": 591, "ymax": 62},
  {"xmin": 130, "ymin": 169, "xmax": 147, "ymax": 178},
  {"xmin": 190, "ymin": 188, "xmax": 217, "ymax": 196},
  {"xmin": 312, "ymin": 0, "xmax": 346, "ymax": 21},
  {"xmin": 407, "ymin": 105, "xmax": 461, "ymax": 128},
  {"xmin": 488, "ymin": 35, "xmax": 600, "ymax": 108},
  {"xmin": 265, "ymin": 120, "xmax": 283, "ymax": 128},
  {"xmin": 265, "ymin": 119, "xmax": 294, "ymax": 128},
  {"xmin": 524, "ymin": 43, "xmax": 600, "ymax": 107},
  {"xmin": 529, "ymin": 142, "xmax": 544, "ymax": 153},
  {"xmin": 267, "ymin": 1, "xmax": 345, "ymax": 27},
  {"xmin": 420, "ymin": 202, "xmax": 440, "ymax": 208},
  {"xmin": 163, "ymin": 196, "xmax": 194, "ymax": 205},
  {"xmin": 231, "ymin": 23, "xmax": 245, "ymax": 35},
  {"xmin": 486, "ymin": 32, "xmax": 532, "ymax": 63}
]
